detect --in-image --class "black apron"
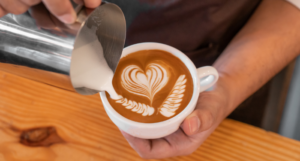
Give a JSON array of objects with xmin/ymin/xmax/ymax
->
[{"xmin": 107, "ymin": 0, "xmax": 267, "ymax": 127}]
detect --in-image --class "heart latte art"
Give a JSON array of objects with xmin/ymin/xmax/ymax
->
[
  {"xmin": 115, "ymin": 63, "xmax": 187, "ymax": 117},
  {"xmin": 121, "ymin": 63, "xmax": 169, "ymax": 104},
  {"xmin": 108, "ymin": 50, "xmax": 193, "ymax": 123}
]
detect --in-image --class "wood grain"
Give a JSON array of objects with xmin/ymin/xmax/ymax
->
[{"xmin": 0, "ymin": 70, "xmax": 300, "ymax": 161}]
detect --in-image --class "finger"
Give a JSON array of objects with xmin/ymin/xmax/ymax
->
[
  {"xmin": 163, "ymin": 128, "xmax": 197, "ymax": 156},
  {"xmin": 121, "ymin": 129, "xmax": 194, "ymax": 159},
  {"xmin": 0, "ymin": 0, "xmax": 29, "ymax": 15},
  {"xmin": 0, "ymin": 5, "xmax": 7, "ymax": 17},
  {"xmin": 181, "ymin": 92, "xmax": 220, "ymax": 136},
  {"xmin": 73, "ymin": 0, "xmax": 83, "ymax": 5},
  {"xmin": 84, "ymin": 0, "xmax": 101, "ymax": 8},
  {"xmin": 42, "ymin": 0, "xmax": 76, "ymax": 24},
  {"xmin": 121, "ymin": 130, "xmax": 170, "ymax": 159},
  {"xmin": 30, "ymin": 3, "xmax": 56, "ymax": 29},
  {"xmin": 20, "ymin": 0, "xmax": 41, "ymax": 6},
  {"xmin": 122, "ymin": 132, "xmax": 172, "ymax": 159},
  {"xmin": 120, "ymin": 131, "xmax": 151, "ymax": 153}
]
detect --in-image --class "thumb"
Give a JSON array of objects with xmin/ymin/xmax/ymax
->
[
  {"xmin": 181, "ymin": 107, "xmax": 215, "ymax": 136},
  {"xmin": 43, "ymin": 0, "xmax": 77, "ymax": 24},
  {"xmin": 84, "ymin": 0, "xmax": 102, "ymax": 8}
]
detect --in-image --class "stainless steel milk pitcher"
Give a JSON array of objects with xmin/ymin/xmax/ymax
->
[{"xmin": 0, "ymin": 2, "xmax": 126, "ymax": 95}]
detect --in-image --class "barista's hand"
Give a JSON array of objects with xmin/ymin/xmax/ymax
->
[
  {"xmin": 121, "ymin": 78, "xmax": 230, "ymax": 159},
  {"xmin": 0, "ymin": 0, "xmax": 101, "ymax": 24}
]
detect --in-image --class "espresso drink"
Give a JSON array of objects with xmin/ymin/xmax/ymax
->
[{"xmin": 107, "ymin": 50, "xmax": 193, "ymax": 123}]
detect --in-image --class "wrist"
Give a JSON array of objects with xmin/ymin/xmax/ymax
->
[{"xmin": 211, "ymin": 72, "xmax": 237, "ymax": 119}]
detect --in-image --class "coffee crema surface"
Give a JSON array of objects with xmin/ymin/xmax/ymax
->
[{"xmin": 107, "ymin": 50, "xmax": 193, "ymax": 123}]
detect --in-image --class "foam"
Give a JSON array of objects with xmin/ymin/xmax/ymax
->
[
  {"xmin": 107, "ymin": 50, "xmax": 194, "ymax": 123},
  {"xmin": 121, "ymin": 63, "xmax": 169, "ymax": 104}
]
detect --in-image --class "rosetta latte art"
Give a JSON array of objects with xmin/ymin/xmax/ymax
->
[
  {"xmin": 116, "ymin": 98, "xmax": 155, "ymax": 116},
  {"xmin": 158, "ymin": 75, "xmax": 187, "ymax": 117},
  {"xmin": 116, "ymin": 63, "xmax": 187, "ymax": 118}
]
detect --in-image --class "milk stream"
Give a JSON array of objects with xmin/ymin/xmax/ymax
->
[{"xmin": 71, "ymin": 26, "xmax": 121, "ymax": 100}]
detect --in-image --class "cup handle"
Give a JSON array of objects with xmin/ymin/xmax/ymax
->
[{"xmin": 196, "ymin": 66, "xmax": 219, "ymax": 92}]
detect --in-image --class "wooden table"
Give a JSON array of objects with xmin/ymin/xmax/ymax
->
[{"xmin": 0, "ymin": 70, "xmax": 300, "ymax": 161}]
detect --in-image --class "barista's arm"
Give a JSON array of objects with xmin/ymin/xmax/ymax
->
[
  {"xmin": 182, "ymin": 0, "xmax": 300, "ymax": 141},
  {"xmin": 181, "ymin": 0, "xmax": 300, "ymax": 138},
  {"xmin": 122, "ymin": 0, "xmax": 300, "ymax": 159},
  {"xmin": 0, "ymin": 0, "xmax": 102, "ymax": 24},
  {"xmin": 213, "ymin": 0, "xmax": 300, "ymax": 118}
]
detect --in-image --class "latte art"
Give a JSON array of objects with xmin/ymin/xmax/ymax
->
[
  {"xmin": 116, "ymin": 73, "xmax": 186, "ymax": 117},
  {"xmin": 108, "ymin": 50, "xmax": 193, "ymax": 123},
  {"xmin": 121, "ymin": 63, "xmax": 169, "ymax": 105},
  {"xmin": 116, "ymin": 98, "xmax": 155, "ymax": 116},
  {"xmin": 159, "ymin": 75, "xmax": 186, "ymax": 117}
]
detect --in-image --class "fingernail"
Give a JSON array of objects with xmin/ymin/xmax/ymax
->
[
  {"xmin": 189, "ymin": 116, "xmax": 200, "ymax": 134},
  {"xmin": 59, "ymin": 13, "xmax": 76, "ymax": 24}
]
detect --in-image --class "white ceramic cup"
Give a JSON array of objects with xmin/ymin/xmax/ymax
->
[{"xmin": 100, "ymin": 42, "xmax": 219, "ymax": 139}]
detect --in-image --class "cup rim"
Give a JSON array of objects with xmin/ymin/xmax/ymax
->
[{"xmin": 100, "ymin": 42, "xmax": 200, "ymax": 128}]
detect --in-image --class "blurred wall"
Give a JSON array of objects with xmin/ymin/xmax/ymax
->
[{"xmin": 279, "ymin": 56, "xmax": 300, "ymax": 140}]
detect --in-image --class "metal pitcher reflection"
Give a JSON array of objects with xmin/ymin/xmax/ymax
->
[{"xmin": 0, "ymin": 2, "xmax": 126, "ymax": 95}]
